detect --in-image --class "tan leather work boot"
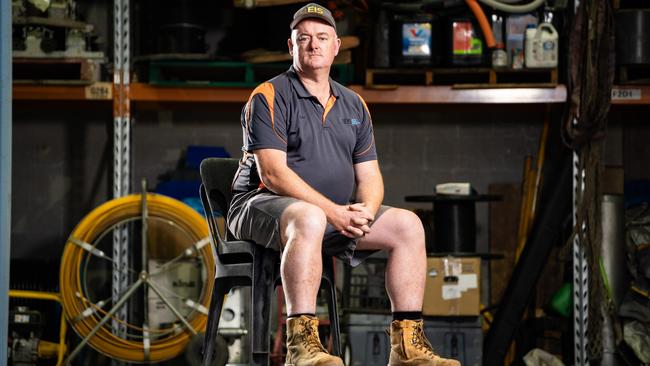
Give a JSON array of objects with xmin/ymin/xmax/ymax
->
[
  {"xmin": 285, "ymin": 315, "xmax": 344, "ymax": 366},
  {"xmin": 388, "ymin": 319, "xmax": 461, "ymax": 366}
]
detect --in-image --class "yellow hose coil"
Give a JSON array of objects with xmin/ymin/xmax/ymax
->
[{"xmin": 60, "ymin": 193, "xmax": 214, "ymax": 363}]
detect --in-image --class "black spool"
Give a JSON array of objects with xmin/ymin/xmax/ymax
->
[
  {"xmin": 615, "ymin": 9, "xmax": 650, "ymax": 65},
  {"xmin": 433, "ymin": 198, "xmax": 477, "ymax": 253},
  {"xmin": 405, "ymin": 194, "xmax": 501, "ymax": 254}
]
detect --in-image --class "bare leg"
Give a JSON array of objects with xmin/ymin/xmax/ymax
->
[
  {"xmin": 359, "ymin": 209, "xmax": 460, "ymax": 365},
  {"xmin": 355, "ymin": 208, "xmax": 427, "ymax": 311},
  {"xmin": 279, "ymin": 202, "xmax": 327, "ymax": 315}
]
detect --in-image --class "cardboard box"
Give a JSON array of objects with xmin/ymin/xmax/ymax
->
[{"xmin": 422, "ymin": 257, "xmax": 480, "ymax": 316}]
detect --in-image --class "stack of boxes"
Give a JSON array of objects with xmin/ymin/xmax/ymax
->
[{"xmin": 423, "ymin": 256, "xmax": 483, "ymax": 366}]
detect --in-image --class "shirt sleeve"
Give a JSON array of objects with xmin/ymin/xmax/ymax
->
[
  {"xmin": 352, "ymin": 94, "xmax": 377, "ymax": 164},
  {"xmin": 243, "ymin": 83, "xmax": 288, "ymax": 152}
]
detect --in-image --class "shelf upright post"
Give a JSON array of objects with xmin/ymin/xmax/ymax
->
[
  {"xmin": 573, "ymin": 147, "xmax": 589, "ymax": 366},
  {"xmin": 571, "ymin": 1, "xmax": 589, "ymax": 365},
  {"xmin": 0, "ymin": 0, "xmax": 13, "ymax": 362},
  {"xmin": 112, "ymin": 0, "xmax": 131, "ymax": 347}
]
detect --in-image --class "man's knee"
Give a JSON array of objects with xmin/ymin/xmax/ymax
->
[
  {"xmin": 281, "ymin": 202, "xmax": 327, "ymax": 238},
  {"xmin": 392, "ymin": 209, "xmax": 425, "ymax": 241}
]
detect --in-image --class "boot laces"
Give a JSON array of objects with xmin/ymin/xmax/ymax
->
[
  {"xmin": 299, "ymin": 319, "xmax": 328, "ymax": 355},
  {"xmin": 410, "ymin": 322, "xmax": 438, "ymax": 358}
]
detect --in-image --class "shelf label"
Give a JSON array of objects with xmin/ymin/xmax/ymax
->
[
  {"xmin": 611, "ymin": 88, "xmax": 641, "ymax": 100},
  {"xmin": 85, "ymin": 82, "xmax": 112, "ymax": 100}
]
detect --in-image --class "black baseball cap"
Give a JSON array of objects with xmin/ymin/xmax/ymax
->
[{"xmin": 290, "ymin": 3, "xmax": 336, "ymax": 31}]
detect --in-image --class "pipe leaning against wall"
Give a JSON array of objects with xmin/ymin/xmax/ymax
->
[{"xmin": 0, "ymin": 0, "xmax": 13, "ymax": 363}]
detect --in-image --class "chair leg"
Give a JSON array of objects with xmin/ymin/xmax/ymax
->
[
  {"xmin": 250, "ymin": 250, "xmax": 275, "ymax": 366},
  {"xmin": 322, "ymin": 257, "xmax": 341, "ymax": 356},
  {"xmin": 251, "ymin": 352, "xmax": 271, "ymax": 366},
  {"xmin": 202, "ymin": 278, "xmax": 232, "ymax": 366}
]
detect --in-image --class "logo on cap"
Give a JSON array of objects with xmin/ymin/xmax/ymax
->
[
  {"xmin": 290, "ymin": 2, "xmax": 336, "ymax": 30},
  {"xmin": 307, "ymin": 5, "xmax": 324, "ymax": 14}
]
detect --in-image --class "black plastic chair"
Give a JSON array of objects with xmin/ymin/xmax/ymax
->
[{"xmin": 199, "ymin": 157, "xmax": 341, "ymax": 366}]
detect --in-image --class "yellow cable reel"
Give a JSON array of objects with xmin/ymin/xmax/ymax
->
[{"xmin": 60, "ymin": 193, "xmax": 214, "ymax": 363}]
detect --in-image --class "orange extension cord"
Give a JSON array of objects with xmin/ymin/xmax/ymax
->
[{"xmin": 465, "ymin": 0, "xmax": 497, "ymax": 48}]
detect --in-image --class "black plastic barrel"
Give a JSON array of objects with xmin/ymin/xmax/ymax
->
[
  {"xmin": 433, "ymin": 199, "xmax": 476, "ymax": 253},
  {"xmin": 157, "ymin": 0, "xmax": 207, "ymax": 54},
  {"xmin": 615, "ymin": 9, "xmax": 650, "ymax": 65}
]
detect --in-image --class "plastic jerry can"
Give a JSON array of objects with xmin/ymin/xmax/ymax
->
[
  {"xmin": 525, "ymin": 23, "xmax": 558, "ymax": 68},
  {"xmin": 450, "ymin": 19, "xmax": 484, "ymax": 66}
]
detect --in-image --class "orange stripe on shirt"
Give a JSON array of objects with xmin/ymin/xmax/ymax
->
[
  {"xmin": 355, "ymin": 135, "xmax": 375, "ymax": 157},
  {"xmin": 322, "ymin": 95, "xmax": 337, "ymax": 126},
  {"xmin": 246, "ymin": 82, "xmax": 286, "ymax": 144},
  {"xmin": 355, "ymin": 92, "xmax": 372, "ymax": 120},
  {"xmin": 353, "ymin": 92, "xmax": 375, "ymax": 156}
]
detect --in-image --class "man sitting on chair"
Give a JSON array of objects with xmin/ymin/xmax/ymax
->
[{"xmin": 227, "ymin": 3, "xmax": 461, "ymax": 366}]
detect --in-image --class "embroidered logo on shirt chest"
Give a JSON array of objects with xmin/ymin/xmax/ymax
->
[{"xmin": 342, "ymin": 118, "xmax": 360, "ymax": 126}]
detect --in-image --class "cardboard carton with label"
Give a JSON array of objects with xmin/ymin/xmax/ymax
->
[{"xmin": 423, "ymin": 257, "xmax": 480, "ymax": 316}]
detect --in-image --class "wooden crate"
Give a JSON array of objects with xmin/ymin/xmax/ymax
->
[
  {"xmin": 13, "ymin": 57, "xmax": 101, "ymax": 84},
  {"xmin": 365, "ymin": 67, "xmax": 558, "ymax": 88}
]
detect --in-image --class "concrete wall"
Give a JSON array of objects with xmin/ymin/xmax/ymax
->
[
  {"xmin": 134, "ymin": 104, "xmax": 548, "ymax": 254},
  {"xmin": 11, "ymin": 103, "xmax": 638, "ymax": 261},
  {"xmin": 12, "ymin": 102, "xmax": 552, "ymax": 259},
  {"xmin": 12, "ymin": 104, "xmax": 112, "ymax": 259}
]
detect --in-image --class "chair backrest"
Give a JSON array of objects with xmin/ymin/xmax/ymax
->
[
  {"xmin": 199, "ymin": 157, "xmax": 240, "ymax": 215},
  {"xmin": 199, "ymin": 157, "xmax": 241, "ymax": 246}
]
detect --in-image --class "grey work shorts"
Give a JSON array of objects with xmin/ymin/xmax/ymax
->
[{"xmin": 227, "ymin": 189, "xmax": 390, "ymax": 267}]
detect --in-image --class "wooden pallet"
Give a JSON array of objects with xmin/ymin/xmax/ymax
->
[
  {"xmin": 148, "ymin": 61, "xmax": 354, "ymax": 87},
  {"xmin": 13, "ymin": 57, "xmax": 102, "ymax": 84},
  {"xmin": 365, "ymin": 67, "xmax": 558, "ymax": 88},
  {"xmin": 619, "ymin": 65, "xmax": 650, "ymax": 85}
]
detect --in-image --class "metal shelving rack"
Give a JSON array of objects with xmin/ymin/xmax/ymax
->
[{"xmin": 112, "ymin": 0, "xmax": 131, "ymax": 347}]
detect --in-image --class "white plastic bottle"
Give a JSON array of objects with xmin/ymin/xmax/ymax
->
[
  {"xmin": 525, "ymin": 23, "xmax": 558, "ymax": 68},
  {"xmin": 491, "ymin": 15, "xmax": 508, "ymax": 68}
]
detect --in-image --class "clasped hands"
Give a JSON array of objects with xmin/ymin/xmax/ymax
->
[{"xmin": 330, "ymin": 203, "xmax": 374, "ymax": 239}]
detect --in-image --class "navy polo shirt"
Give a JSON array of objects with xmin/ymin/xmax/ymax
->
[{"xmin": 232, "ymin": 67, "xmax": 377, "ymax": 204}]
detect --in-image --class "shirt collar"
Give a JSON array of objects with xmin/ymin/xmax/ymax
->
[{"xmin": 288, "ymin": 66, "xmax": 340, "ymax": 99}]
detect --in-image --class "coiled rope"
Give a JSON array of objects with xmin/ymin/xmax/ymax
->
[{"xmin": 60, "ymin": 193, "xmax": 214, "ymax": 362}]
